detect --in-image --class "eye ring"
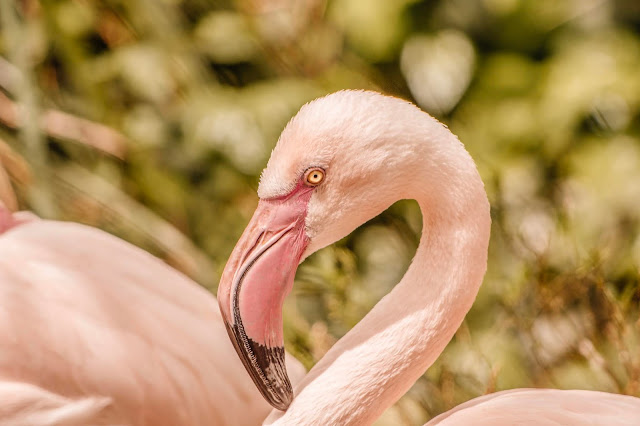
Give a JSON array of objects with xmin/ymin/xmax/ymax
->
[{"xmin": 304, "ymin": 167, "xmax": 325, "ymax": 186}]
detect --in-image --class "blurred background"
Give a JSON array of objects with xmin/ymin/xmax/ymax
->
[{"xmin": 1, "ymin": 0, "xmax": 639, "ymax": 424}]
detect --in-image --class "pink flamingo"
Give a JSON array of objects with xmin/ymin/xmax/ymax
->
[
  {"xmin": 0, "ymin": 205, "xmax": 305, "ymax": 425},
  {"xmin": 217, "ymin": 90, "xmax": 640, "ymax": 425}
]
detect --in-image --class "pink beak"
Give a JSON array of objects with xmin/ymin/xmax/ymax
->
[{"xmin": 217, "ymin": 185, "xmax": 313, "ymax": 410}]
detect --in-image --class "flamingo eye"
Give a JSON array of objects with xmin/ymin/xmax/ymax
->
[{"xmin": 304, "ymin": 167, "xmax": 325, "ymax": 186}]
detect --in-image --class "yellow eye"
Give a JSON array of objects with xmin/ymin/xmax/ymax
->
[{"xmin": 304, "ymin": 167, "xmax": 325, "ymax": 186}]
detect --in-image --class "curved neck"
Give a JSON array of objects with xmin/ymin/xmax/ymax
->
[{"xmin": 267, "ymin": 132, "xmax": 491, "ymax": 425}]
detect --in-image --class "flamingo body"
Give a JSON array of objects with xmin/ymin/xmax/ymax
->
[
  {"xmin": 0, "ymin": 212, "xmax": 304, "ymax": 425},
  {"xmin": 427, "ymin": 389, "xmax": 640, "ymax": 425}
]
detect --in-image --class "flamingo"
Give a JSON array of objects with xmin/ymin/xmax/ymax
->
[
  {"xmin": 0, "ymin": 204, "xmax": 305, "ymax": 425},
  {"xmin": 217, "ymin": 90, "xmax": 640, "ymax": 425}
]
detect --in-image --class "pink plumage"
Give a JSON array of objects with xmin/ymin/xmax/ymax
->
[
  {"xmin": 427, "ymin": 389, "xmax": 640, "ymax": 425},
  {"xmin": 0, "ymin": 211, "xmax": 304, "ymax": 425}
]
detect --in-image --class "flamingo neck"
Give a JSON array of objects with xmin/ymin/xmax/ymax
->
[{"xmin": 266, "ymin": 131, "xmax": 491, "ymax": 425}]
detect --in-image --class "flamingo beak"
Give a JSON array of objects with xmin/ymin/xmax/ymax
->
[{"xmin": 217, "ymin": 185, "xmax": 313, "ymax": 411}]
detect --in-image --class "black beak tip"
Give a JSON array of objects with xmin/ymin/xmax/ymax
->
[
  {"xmin": 269, "ymin": 388, "xmax": 293, "ymax": 411},
  {"xmin": 223, "ymin": 319, "xmax": 294, "ymax": 411}
]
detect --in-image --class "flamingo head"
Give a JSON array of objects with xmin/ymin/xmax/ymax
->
[{"xmin": 217, "ymin": 90, "xmax": 443, "ymax": 410}]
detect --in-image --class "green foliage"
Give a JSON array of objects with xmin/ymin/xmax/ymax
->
[{"xmin": 1, "ymin": 0, "xmax": 639, "ymax": 424}]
